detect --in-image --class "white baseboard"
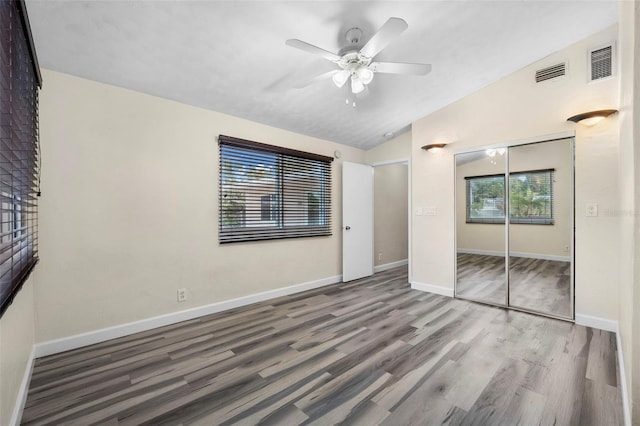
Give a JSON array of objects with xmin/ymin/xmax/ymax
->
[
  {"xmin": 574, "ymin": 314, "xmax": 629, "ymax": 425},
  {"xmin": 457, "ymin": 248, "xmax": 504, "ymax": 257},
  {"xmin": 35, "ymin": 274, "xmax": 342, "ymax": 358},
  {"xmin": 410, "ymin": 281, "xmax": 454, "ymax": 298},
  {"xmin": 10, "ymin": 346, "xmax": 35, "ymax": 426},
  {"xmin": 574, "ymin": 313, "xmax": 618, "ymax": 332},
  {"xmin": 374, "ymin": 259, "xmax": 408, "ymax": 273},
  {"xmin": 616, "ymin": 330, "xmax": 631, "ymax": 426},
  {"xmin": 457, "ymin": 249, "xmax": 571, "ymax": 262}
]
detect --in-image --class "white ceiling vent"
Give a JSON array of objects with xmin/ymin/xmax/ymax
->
[
  {"xmin": 535, "ymin": 63, "xmax": 566, "ymax": 83},
  {"xmin": 589, "ymin": 44, "xmax": 614, "ymax": 81}
]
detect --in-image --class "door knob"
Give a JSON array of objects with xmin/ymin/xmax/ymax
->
[{"xmin": 345, "ymin": 226, "xmax": 351, "ymax": 230}]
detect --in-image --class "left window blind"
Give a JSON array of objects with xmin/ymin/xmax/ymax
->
[{"xmin": 0, "ymin": 0, "xmax": 41, "ymax": 318}]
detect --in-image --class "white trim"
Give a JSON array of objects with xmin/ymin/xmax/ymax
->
[
  {"xmin": 35, "ymin": 274, "xmax": 342, "ymax": 357},
  {"xmin": 410, "ymin": 281, "xmax": 454, "ymax": 298},
  {"xmin": 10, "ymin": 346, "xmax": 35, "ymax": 426},
  {"xmin": 616, "ymin": 330, "xmax": 631, "ymax": 426},
  {"xmin": 374, "ymin": 259, "xmax": 408, "ymax": 273},
  {"xmin": 457, "ymin": 249, "xmax": 571, "ymax": 262},
  {"xmin": 574, "ymin": 313, "xmax": 618, "ymax": 332},
  {"xmin": 456, "ymin": 248, "xmax": 503, "ymax": 257},
  {"xmin": 453, "ymin": 131, "xmax": 575, "ymax": 155}
]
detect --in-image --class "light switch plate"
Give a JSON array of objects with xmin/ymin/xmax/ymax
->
[{"xmin": 586, "ymin": 203, "xmax": 598, "ymax": 217}]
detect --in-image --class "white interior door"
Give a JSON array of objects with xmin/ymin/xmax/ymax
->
[{"xmin": 342, "ymin": 161, "xmax": 374, "ymax": 282}]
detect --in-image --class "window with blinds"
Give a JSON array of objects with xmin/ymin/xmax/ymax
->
[
  {"xmin": 466, "ymin": 174, "xmax": 506, "ymax": 224},
  {"xmin": 219, "ymin": 135, "xmax": 332, "ymax": 243},
  {"xmin": 509, "ymin": 169, "xmax": 554, "ymax": 224},
  {"xmin": 0, "ymin": 0, "xmax": 42, "ymax": 318},
  {"xmin": 466, "ymin": 169, "xmax": 554, "ymax": 225}
]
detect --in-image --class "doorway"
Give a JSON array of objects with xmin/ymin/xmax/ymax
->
[{"xmin": 342, "ymin": 159, "xmax": 412, "ymax": 282}]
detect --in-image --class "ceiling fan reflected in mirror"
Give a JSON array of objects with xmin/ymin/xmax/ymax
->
[{"xmin": 285, "ymin": 17, "xmax": 432, "ymax": 95}]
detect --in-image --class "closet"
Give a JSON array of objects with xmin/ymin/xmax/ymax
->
[{"xmin": 455, "ymin": 138, "xmax": 573, "ymax": 320}]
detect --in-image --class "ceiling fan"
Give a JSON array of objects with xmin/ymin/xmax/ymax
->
[{"xmin": 285, "ymin": 17, "xmax": 432, "ymax": 95}]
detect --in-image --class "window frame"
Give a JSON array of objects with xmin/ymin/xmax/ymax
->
[
  {"xmin": 509, "ymin": 169, "xmax": 555, "ymax": 225},
  {"xmin": 218, "ymin": 135, "xmax": 333, "ymax": 244},
  {"xmin": 465, "ymin": 169, "xmax": 554, "ymax": 225}
]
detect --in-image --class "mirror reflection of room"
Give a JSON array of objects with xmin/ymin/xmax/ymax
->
[
  {"xmin": 455, "ymin": 149, "xmax": 507, "ymax": 306},
  {"xmin": 508, "ymin": 139, "xmax": 572, "ymax": 318},
  {"xmin": 455, "ymin": 138, "xmax": 573, "ymax": 319}
]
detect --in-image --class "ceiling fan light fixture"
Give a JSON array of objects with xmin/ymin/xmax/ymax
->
[
  {"xmin": 357, "ymin": 67, "xmax": 374, "ymax": 84},
  {"xmin": 351, "ymin": 76, "xmax": 365, "ymax": 94},
  {"xmin": 332, "ymin": 70, "xmax": 350, "ymax": 88}
]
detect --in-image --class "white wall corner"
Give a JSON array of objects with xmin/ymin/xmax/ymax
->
[
  {"xmin": 374, "ymin": 259, "xmax": 408, "ymax": 273},
  {"xmin": 10, "ymin": 346, "xmax": 35, "ymax": 426},
  {"xmin": 574, "ymin": 313, "xmax": 618, "ymax": 333},
  {"xmin": 410, "ymin": 281, "xmax": 454, "ymax": 298},
  {"xmin": 34, "ymin": 274, "xmax": 342, "ymax": 358}
]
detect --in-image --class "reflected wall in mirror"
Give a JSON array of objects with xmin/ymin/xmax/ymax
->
[
  {"xmin": 455, "ymin": 149, "xmax": 507, "ymax": 306},
  {"xmin": 508, "ymin": 139, "xmax": 573, "ymax": 318}
]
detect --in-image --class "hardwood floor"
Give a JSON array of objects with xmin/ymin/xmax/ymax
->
[
  {"xmin": 456, "ymin": 253, "xmax": 571, "ymax": 318},
  {"xmin": 22, "ymin": 266, "xmax": 621, "ymax": 425}
]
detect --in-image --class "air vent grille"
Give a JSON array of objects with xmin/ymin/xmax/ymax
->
[
  {"xmin": 590, "ymin": 45, "xmax": 613, "ymax": 81},
  {"xmin": 535, "ymin": 63, "xmax": 566, "ymax": 83}
]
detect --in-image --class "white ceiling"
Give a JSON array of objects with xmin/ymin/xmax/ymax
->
[{"xmin": 26, "ymin": 1, "xmax": 617, "ymax": 150}]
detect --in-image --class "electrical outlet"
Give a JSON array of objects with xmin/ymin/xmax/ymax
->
[
  {"xmin": 564, "ymin": 245, "xmax": 569, "ymax": 253},
  {"xmin": 586, "ymin": 203, "xmax": 598, "ymax": 217},
  {"xmin": 378, "ymin": 253, "xmax": 382, "ymax": 261},
  {"xmin": 177, "ymin": 288, "xmax": 187, "ymax": 302}
]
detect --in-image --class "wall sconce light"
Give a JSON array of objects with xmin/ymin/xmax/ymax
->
[
  {"xmin": 422, "ymin": 143, "xmax": 447, "ymax": 152},
  {"xmin": 566, "ymin": 109, "xmax": 617, "ymax": 126}
]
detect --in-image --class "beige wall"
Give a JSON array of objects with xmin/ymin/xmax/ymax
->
[
  {"xmin": 0, "ymin": 278, "xmax": 35, "ymax": 425},
  {"xmin": 364, "ymin": 131, "xmax": 411, "ymax": 164},
  {"xmin": 374, "ymin": 164, "xmax": 408, "ymax": 266},
  {"xmin": 34, "ymin": 70, "xmax": 364, "ymax": 343},
  {"xmin": 412, "ymin": 25, "xmax": 619, "ymax": 320},
  {"xmin": 456, "ymin": 139, "xmax": 572, "ymax": 258},
  {"xmin": 618, "ymin": 0, "xmax": 639, "ymax": 422}
]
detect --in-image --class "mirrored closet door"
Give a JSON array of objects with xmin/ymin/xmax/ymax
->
[
  {"xmin": 455, "ymin": 150, "xmax": 507, "ymax": 306},
  {"xmin": 455, "ymin": 138, "xmax": 574, "ymax": 320}
]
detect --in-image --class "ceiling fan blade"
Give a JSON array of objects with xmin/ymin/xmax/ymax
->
[
  {"xmin": 285, "ymin": 39, "xmax": 341, "ymax": 62},
  {"xmin": 370, "ymin": 62, "xmax": 432, "ymax": 75},
  {"xmin": 359, "ymin": 17, "xmax": 408, "ymax": 59},
  {"xmin": 293, "ymin": 70, "xmax": 338, "ymax": 89}
]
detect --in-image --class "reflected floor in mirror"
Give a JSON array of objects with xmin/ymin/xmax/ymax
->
[
  {"xmin": 456, "ymin": 253, "xmax": 506, "ymax": 305},
  {"xmin": 456, "ymin": 253, "xmax": 571, "ymax": 318}
]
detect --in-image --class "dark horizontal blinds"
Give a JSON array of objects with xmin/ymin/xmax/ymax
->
[
  {"xmin": 509, "ymin": 169, "xmax": 554, "ymax": 224},
  {"xmin": 0, "ymin": 0, "xmax": 41, "ymax": 318},
  {"xmin": 466, "ymin": 175, "xmax": 505, "ymax": 224},
  {"xmin": 465, "ymin": 169, "xmax": 554, "ymax": 225},
  {"xmin": 219, "ymin": 136, "xmax": 332, "ymax": 243}
]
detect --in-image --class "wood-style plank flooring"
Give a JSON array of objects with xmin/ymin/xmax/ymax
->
[
  {"xmin": 456, "ymin": 253, "xmax": 571, "ymax": 317},
  {"xmin": 22, "ymin": 266, "xmax": 621, "ymax": 425}
]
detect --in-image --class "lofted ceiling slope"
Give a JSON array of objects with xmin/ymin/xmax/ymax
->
[{"xmin": 26, "ymin": 1, "xmax": 618, "ymax": 149}]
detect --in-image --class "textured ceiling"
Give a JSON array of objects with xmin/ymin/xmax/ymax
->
[{"xmin": 26, "ymin": 1, "xmax": 617, "ymax": 150}]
